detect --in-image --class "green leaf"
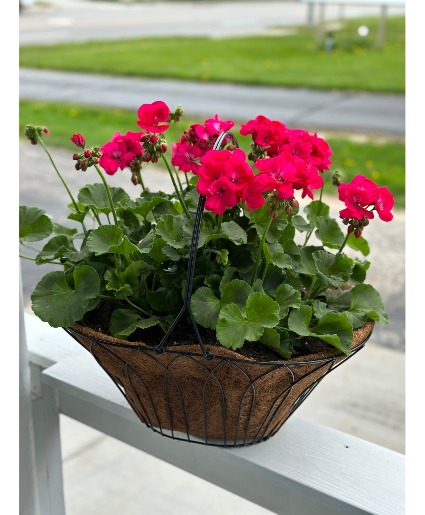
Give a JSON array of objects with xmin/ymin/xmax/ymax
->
[
  {"xmin": 350, "ymin": 259, "xmax": 370, "ymax": 285},
  {"xmin": 52, "ymin": 222, "xmax": 78, "ymax": 237},
  {"xmin": 304, "ymin": 200, "xmax": 330, "ymax": 225},
  {"xmin": 288, "ymin": 305, "xmax": 313, "ymax": 336},
  {"xmin": 162, "ymin": 246, "xmax": 183, "ymax": 261},
  {"xmin": 293, "ymin": 246, "xmax": 317, "ymax": 276},
  {"xmin": 315, "ymin": 217, "xmax": 345, "ymax": 249},
  {"xmin": 156, "ymin": 214, "xmax": 185, "ymax": 249},
  {"xmin": 86, "ymin": 226, "xmax": 141, "ymax": 257},
  {"xmin": 191, "ymin": 287, "xmax": 221, "ymax": 329},
  {"xmin": 137, "ymin": 230, "xmax": 154, "ymax": 254},
  {"xmin": 221, "ymin": 280, "xmax": 253, "ymax": 308},
  {"xmin": 275, "ymin": 284, "xmax": 301, "ymax": 318},
  {"xmin": 263, "ymin": 242, "xmax": 292, "ymax": 269},
  {"xmin": 216, "ymin": 304, "xmax": 254, "ymax": 349},
  {"xmin": 288, "ymin": 306, "xmax": 353, "ymax": 355},
  {"xmin": 311, "ymin": 312, "xmax": 353, "ymax": 354},
  {"xmin": 346, "ymin": 233, "xmax": 370, "ymax": 256},
  {"xmin": 313, "ymin": 250, "xmax": 353, "ymax": 288},
  {"xmin": 260, "ymin": 328, "xmax": 292, "ymax": 359},
  {"xmin": 219, "ymin": 267, "xmax": 237, "ymax": 294},
  {"xmin": 245, "ymin": 292, "xmax": 280, "ymax": 327},
  {"xmin": 146, "ymin": 287, "xmax": 180, "ymax": 313},
  {"xmin": 346, "ymin": 284, "xmax": 388, "ymax": 328},
  {"xmin": 109, "ymin": 308, "xmax": 159, "ymax": 339},
  {"xmin": 19, "ymin": 206, "xmax": 53, "ymax": 242},
  {"xmin": 149, "ymin": 237, "xmax": 168, "ymax": 263},
  {"xmin": 36, "ymin": 235, "xmax": 77, "ymax": 264},
  {"xmin": 292, "ymin": 215, "xmax": 312, "ymax": 233},
  {"xmin": 216, "ymin": 293, "xmax": 279, "ymax": 349},
  {"xmin": 78, "ymin": 184, "xmax": 130, "ymax": 214},
  {"xmin": 311, "ymin": 300, "xmax": 330, "ymax": 319},
  {"xmin": 31, "ymin": 266, "xmax": 100, "ymax": 327},
  {"xmin": 217, "ymin": 221, "xmax": 248, "ymax": 245}
]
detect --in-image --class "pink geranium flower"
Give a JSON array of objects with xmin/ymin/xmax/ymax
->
[
  {"xmin": 204, "ymin": 176, "xmax": 238, "ymax": 215},
  {"xmin": 338, "ymin": 175, "xmax": 378, "ymax": 220},
  {"xmin": 241, "ymin": 173, "xmax": 276, "ymax": 211},
  {"xmin": 137, "ymin": 101, "xmax": 170, "ymax": 133},
  {"xmin": 374, "ymin": 186, "xmax": 394, "ymax": 222},
  {"xmin": 99, "ymin": 131, "xmax": 143, "ymax": 175}
]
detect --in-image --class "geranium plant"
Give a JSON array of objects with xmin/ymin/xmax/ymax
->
[{"xmin": 20, "ymin": 101, "xmax": 393, "ymax": 359}]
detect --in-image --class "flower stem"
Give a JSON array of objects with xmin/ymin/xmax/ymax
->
[
  {"xmin": 126, "ymin": 298, "xmax": 153, "ymax": 317},
  {"xmin": 250, "ymin": 217, "xmax": 272, "ymax": 286},
  {"xmin": 336, "ymin": 231, "xmax": 350, "ymax": 257},
  {"xmin": 93, "ymin": 163, "xmax": 119, "ymax": 225},
  {"xmin": 135, "ymin": 169, "xmax": 146, "ymax": 192},
  {"xmin": 161, "ymin": 154, "xmax": 190, "ymax": 219},
  {"xmin": 304, "ymin": 184, "xmax": 325, "ymax": 246},
  {"xmin": 185, "ymin": 174, "xmax": 190, "ymax": 188},
  {"xmin": 36, "ymin": 134, "xmax": 87, "ymax": 235},
  {"xmin": 19, "ymin": 254, "xmax": 61, "ymax": 265}
]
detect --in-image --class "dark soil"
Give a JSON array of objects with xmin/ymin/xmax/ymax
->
[{"xmin": 81, "ymin": 300, "xmax": 331, "ymax": 362}]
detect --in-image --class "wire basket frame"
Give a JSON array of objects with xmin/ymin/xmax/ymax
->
[{"xmin": 65, "ymin": 131, "xmax": 372, "ymax": 447}]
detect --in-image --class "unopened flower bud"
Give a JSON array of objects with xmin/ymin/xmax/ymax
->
[
  {"xmin": 75, "ymin": 163, "xmax": 81, "ymax": 170},
  {"xmin": 150, "ymin": 135, "xmax": 159, "ymax": 144},
  {"xmin": 84, "ymin": 149, "xmax": 92, "ymax": 158},
  {"xmin": 347, "ymin": 225, "xmax": 354, "ymax": 234},
  {"xmin": 285, "ymin": 206, "xmax": 293, "ymax": 216},
  {"xmin": 70, "ymin": 133, "xmax": 85, "ymax": 148},
  {"xmin": 354, "ymin": 228, "xmax": 362, "ymax": 238},
  {"xmin": 92, "ymin": 157, "xmax": 99, "ymax": 164},
  {"xmin": 141, "ymin": 134, "xmax": 150, "ymax": 142},
  {"xmin": 43, "ymin": 128, "xmax": 50, "ymax": 135},
  {"xmin": 72, "ymin": 153, "xmax": 79, "ymax": 160},
  {"xmin": 351, "ymin": 219, "xmax": 359, "ymax": 226},
  {"xmin": 342, "ymin": 218, "xmax": 349, "ymax": 225},
  {"xmin": 151, "ymin": 156, "xmax": 158, "ymax": 163},
  {"xmin": 161, "ymin": 143, "xmax": 168, "ymax": 153},
  {"xmin": 332, "ymin": 170, "xmax": 342, "ymax": 186},
  {"xmin": 363, "ymin": 218, "xmax": 369, "ymax": 226}
]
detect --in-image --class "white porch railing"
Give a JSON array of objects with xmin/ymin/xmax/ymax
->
[{"xmin": 20, "ymin": 311, "xmax": 405, "ymax": 515}]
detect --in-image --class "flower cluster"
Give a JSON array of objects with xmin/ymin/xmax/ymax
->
[{"xmin": 338, "ymin": 175, "xmax": 394, "ymax": 238}]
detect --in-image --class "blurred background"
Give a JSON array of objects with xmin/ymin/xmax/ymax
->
[{"xmin": 19, "ymin": 1, "xmax": 406, "ymax": 513}]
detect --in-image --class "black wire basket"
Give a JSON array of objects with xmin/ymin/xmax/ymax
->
[{"xmin": 65, "ymin": 132, "xmax": 372, "ymax": 447}]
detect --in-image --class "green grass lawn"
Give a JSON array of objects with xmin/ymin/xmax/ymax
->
[
  {"xmin": 19, "ymin": 16, "xmax": 405, "ymax": 93},
  {"xmin": 20, "ymin": 100, "xmax": 405, "ymax": 208}
]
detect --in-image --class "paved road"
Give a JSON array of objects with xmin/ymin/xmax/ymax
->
[
  {"xmin": 20, "ymin": 0, "xmax": 405, "ymax": 45},
  {"xmin": 20, "ymin": 68, "xmax": 405, "ymax": 137}
]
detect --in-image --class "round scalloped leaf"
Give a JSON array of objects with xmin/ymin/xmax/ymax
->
[
  {"xmin": 19, "ymin": 206, "xmax": 53, "ymax": 242},
  {"xmin": 31, "ymin": 266, "xmax": 100, "ymax": 327}
]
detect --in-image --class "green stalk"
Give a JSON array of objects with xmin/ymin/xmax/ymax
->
[
  {"xmin": 184, "ymin": 174, "xmax": 190, "ymax": 188},
  {"xmin": 336, "ymin": 231, "xmax": 351, "ymax": 257},
  {"xmin": 93, "ymin": 163, "xmax": 119, "ymax": 225},
  {"xmin": 126, "ymin": 298, "xmax": 153, "ymax": 317},
  {"xmin": 304, "ymin": 184, "xmax": 324, "ymax": 246},
  {"xmin": 19, "ymin": 254, "xmax": 61, "ymax": 265},
  {"xmin": 36, "ymin": 134, "xmax": 87, "ymax": 235},
  {"xmin": 250, "ymin": 217, "xmax": 272, "ymax": 286},
  {"xmin": 174, "ymin": 167, "xmax": 184, "ymax": 193},
  {"xmin": 161, "ymin": 155, "xmax": 190, "ymax": 219},
  {"xmin": 135, "ymin": 169, "xmax": 146, "ymax": 192}
]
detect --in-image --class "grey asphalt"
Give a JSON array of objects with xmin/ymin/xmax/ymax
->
[{"xmin": 19, "ymin": 2, "xmax": 406, "ymax": 512}]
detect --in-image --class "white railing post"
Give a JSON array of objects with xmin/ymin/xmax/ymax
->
[
  {"xmin": 20, "ymin": 274, "xmax": 66, "ymax": 515},
  {"xmin": 19, "ymin": 276, "xmax": 40, "ymax": 515}
]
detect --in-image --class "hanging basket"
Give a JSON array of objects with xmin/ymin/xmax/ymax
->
[
  {"xmin": 64, "ymin": 131, "xmax": 373, "ymax": 446},
  {"xmin": 65, "ymin": 321, "xmax": 373, "ymax": 447}
]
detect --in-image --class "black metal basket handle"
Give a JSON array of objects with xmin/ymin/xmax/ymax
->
[{"xmin": 156, "ymin": 131, "xmax": 239, "ymax": 358}]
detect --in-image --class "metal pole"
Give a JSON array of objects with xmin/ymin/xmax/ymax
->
[{"xmin": 377, "ymin": 5, "xmax": 388, "ymax": 48}]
